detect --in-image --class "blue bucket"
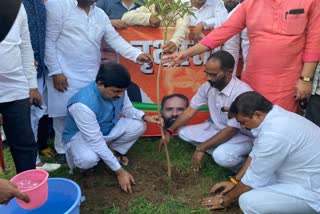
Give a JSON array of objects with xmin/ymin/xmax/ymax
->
[{"xmin": 0, "ymin": 178, "xmax": 83, "ymax": 214}]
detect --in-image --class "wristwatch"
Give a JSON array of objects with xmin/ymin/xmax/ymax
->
[{"xmin": 300, "ymin": 76, "xmax": 313, "ymax": 82}]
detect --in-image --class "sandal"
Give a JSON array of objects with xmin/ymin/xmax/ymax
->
[{"xmin": 113, "ymin": 151, "xmax": 129, "ymax": 166}]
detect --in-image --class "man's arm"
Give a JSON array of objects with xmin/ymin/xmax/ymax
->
[
  {"xmin": 44, "ymin": 0, "xmax": 64, "ymax": 76},
  {"xmin": 197, "ymin": 126, "xmax": 239, "ymax": 152},
  {"xmin": 121, "ymin": 6, "xmax": 152, "ymax": 26},
  {"xmin": 121, "ymin": 92, "xmax": 145, "ymax": 120},
  {"xmin": 103, "ymin": 14, "xmax": 143, "ymax": 62}
]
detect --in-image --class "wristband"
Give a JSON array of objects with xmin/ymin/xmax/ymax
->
[
  {"xmin": 228, "ymin": 176, "xmax": 238, "ymax": 185},
  {"xmin": 166, "ymin": 128, "xmax": 174, "ymax": 135}
]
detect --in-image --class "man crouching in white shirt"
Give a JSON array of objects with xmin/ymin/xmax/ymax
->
[
  {"xmin": 202, "ymin": 91, "xmax": 320, "ymax": 213},
  {"xmin": 63, "ymin": 63, "xmax": 159, "ymax": 194}
]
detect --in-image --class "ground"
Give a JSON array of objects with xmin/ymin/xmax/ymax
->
[{"xmin": 0, "ymin": 137, "xmax": 243, "ymax": 214}]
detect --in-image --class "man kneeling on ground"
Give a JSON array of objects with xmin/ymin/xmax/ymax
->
[
  {"xmin": 63, "ymin": 63, "xmax": 159, "ymax": 193},
  {"xmin": 202, "ymin": 91, "xmax": 320, "ymax": 213},
  {"xmin": 161, "ymin": 51, "xmax": 253, "ymax": 172}
]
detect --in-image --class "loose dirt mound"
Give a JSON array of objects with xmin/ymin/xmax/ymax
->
[{"xmin": 73, "ymin": 158, "xmax": 241, "ymax": 213}]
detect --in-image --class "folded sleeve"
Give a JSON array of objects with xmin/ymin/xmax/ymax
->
[{"xmin": 190, "ymin": 83, "xmax": 209, "ymax": 109}]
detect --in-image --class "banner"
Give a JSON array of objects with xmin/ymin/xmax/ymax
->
[{"xmin": 115, "ymin": 26, "xmax": 213, "ymax": 136}]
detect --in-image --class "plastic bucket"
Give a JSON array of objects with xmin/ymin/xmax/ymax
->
[
  {"xmin": 0, "ymin": 178, "xmax": 82, "ymax": 214},
  {"xmin": 10, "ymin": 169, "xmax": 49, "ymax": 209}
]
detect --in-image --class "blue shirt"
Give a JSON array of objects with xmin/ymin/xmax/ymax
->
[
  {"xmin": 22, "ymin": 0, "xmax": 46, "ymax": 78},
  {"xmin": 96, "ymin": 0, "xmax": 141, "ymax": 19}
]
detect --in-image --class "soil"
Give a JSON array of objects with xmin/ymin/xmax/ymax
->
[{"xmin": 73, "ymin": 158, "xmax": 242, "ymax": 214}]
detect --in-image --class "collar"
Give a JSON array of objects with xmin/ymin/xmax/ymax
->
[
  {"xmin": 72, "ymin": 0, "xmax": 96, "ymax": 11},
  {"xmin": 251, "ymin": 105, "xmax": 276, "ymax": 137},
  {"xmin": 219, "ymin": 76, "xmax": 236, "ymax": 97}
]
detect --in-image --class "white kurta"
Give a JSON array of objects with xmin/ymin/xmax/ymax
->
[
  {"xmin": 188, "ymin": 1, "xmax": 228, "ymax": 29},
  {"xmin": 65, "ymin": 92, "xmax": 145, "ymax": 171},
  {"xmin": 0, "ymin": 4, "xmax": 37, "ymax": 103},
  {"xmin": 242, "ymin": 105, "xmax": 320, "ymax": 212},
  {"xmin": 44, "ymin": 0, "xmax": 142, "ymax": 117},
  {"xmin": 223, "ymin": 3, "xmax": 249, "ymax": 75}
]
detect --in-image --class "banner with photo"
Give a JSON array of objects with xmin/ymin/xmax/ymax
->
[{"xmin": 116, "ymin": 26, "xmax": 212, "ymax": 136}]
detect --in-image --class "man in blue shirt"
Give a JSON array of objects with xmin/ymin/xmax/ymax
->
[{"xmin": 96, "ymin": 0, "xmax": 141, "ymax": 29}]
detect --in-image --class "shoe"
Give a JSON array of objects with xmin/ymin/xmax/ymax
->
[
  {"xmin": 39, "ymin": 147, "xmax": 56, "ymax": 158},
  {"xmin": 36, "ymin": 163, "xmax": 61, "ymax": 172},
  {"xmin": 55, "ymin": 154, "xmax": 66, "ymax": 164}
]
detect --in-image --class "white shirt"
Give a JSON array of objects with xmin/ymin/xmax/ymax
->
[
  {"xmin": 0, "ymin": 4, "xmax": 37, "ymax": 103},
  {"xmin": 45, "ymin": 0, "xmax": 142, "ymax": 117},
  {"xmin": 68, "ymin": 92, "xmax": 145, "ymax": 171},
  {"xmin": 190, "ymin": 76, "xmax": 252, "ymax": 132},
  {"xmin": 242, "ymin": 105, "xmax": 320, "ymax": 212},
  {"xmin": 223, "ymin": 4, "xmax": 249, "ymax": 75},
  {"xmin": 189, "ymin": 1, "xmax": 228, "ymax": 29}
]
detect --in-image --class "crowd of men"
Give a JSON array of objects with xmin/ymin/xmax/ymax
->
[{"xmin": 0, "ymin": 0, "xmax": 320, "ymax": 213}]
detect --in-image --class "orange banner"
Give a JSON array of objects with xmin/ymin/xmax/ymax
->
[{"xmin": 116, "ymin": 26, "xmax": 212, "ymax": 136}]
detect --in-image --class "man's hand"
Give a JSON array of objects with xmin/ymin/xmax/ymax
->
[
  {"xmin": 0, "ymin": 179, "xmax": 30, "ymax": 204},
  {"xmin": 29, "ymin": 88, "xmax": 42, "ymax": 106},
  {"xmin": 143, "ymin": 115, "xmax": 161, "ymax": 125},
  {"xmin": 149, "ymin": 14, "xmax": 161, "ymax": 27},
  {"xmin": 159, "ymin": 130, "xmax": 171, "ymax": 152},
  {"xmin": 295, "ymin": 79, "xmax": 312, "ymax": 100},
  {"xmin": 192, "ymin": 150, "xmax": 205, "ymax": 172},
  {"xmin": 137, "ymin": 53, "xmax": 153, "ymax": 64},
  {"xmin": 162, "ymin": 41, "xmax": 178, "ymax": 54},
  {"xmin": 115, "ymin": 168, "xmax": 136, "ymax": 194},
  {"xmin": 162, "ymin": 51, "xmax": 189, "ymax": 66},
  {"xmin": 201, "ymin": 195, "xmax": 225, "ymax": 211},
  {"xmin": 210, "ymin": 181, "xmax": 235, "ymax": 195},
  {"xmin": 111, "ymin": 20, "xmax": 128, "ymax": 29},
  {"xmin": 52, "ymin": 73, "xmax": 68, "ymax": 92},
  {"xmin": 190, "ymin": 23, "xmax": 203, "ymax": 43}
]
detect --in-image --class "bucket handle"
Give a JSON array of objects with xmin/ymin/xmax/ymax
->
[{"xmin": 79, "ymin": 196, "xmax": 86, "ymax": 206}]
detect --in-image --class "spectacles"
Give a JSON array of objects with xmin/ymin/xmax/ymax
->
[{"xmin": 203, "ymin": 70, "xmax": 224, "ymax": 78}]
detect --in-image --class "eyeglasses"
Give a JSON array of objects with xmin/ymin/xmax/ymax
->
[{"xmin": 203, "ymin": 70, "xmax": 224, "ymax": 78}]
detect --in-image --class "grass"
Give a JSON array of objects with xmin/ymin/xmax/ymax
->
[{"xmin": 0, "ymin": 137, "xmax": 231, "ymax": 213}]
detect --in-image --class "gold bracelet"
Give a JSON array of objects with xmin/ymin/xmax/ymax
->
[{"xmin": 228, "ymin": 177, "xmax": 238, "ymax": 185}]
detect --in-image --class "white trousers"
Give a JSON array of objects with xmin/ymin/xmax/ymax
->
[
  {"xmin": 178, "ymin": 122, "xmax": 253, "ymax": 171},
  {"xmin": 65, "ymin": 118, "xmax": 146, "ymax": 170},
  {"xmin": 30, "ymin": 77, "xmax": 48, "ymax": 164},
  {"xmin": 239, "ymin": 188, "xmax": 317, "ymax": 214},
  {"xmin": 53, "ymin": 116, "xmax": 66, "ymax": 154}
]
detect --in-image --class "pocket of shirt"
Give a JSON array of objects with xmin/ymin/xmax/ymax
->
[{"xmin": 280, "ymin": 14, "xmax": 307, "ymax": 35}]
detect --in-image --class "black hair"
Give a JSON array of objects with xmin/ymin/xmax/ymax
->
[
  {"xmin": 207, "ymin": 50, "xmax": 235, "ymax": 72},
  {"xmin": 229, "ymin": 91, "xmax": 273, "ymax": 117},
  {"xmin": 96, "ymin": 63, "xmax": 131, "ymax": 88},
  {"xmin": 161, "ymin": 93, "xmax": 189, "ymax": 109}
]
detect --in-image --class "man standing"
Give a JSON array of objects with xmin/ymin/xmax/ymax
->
[
  {"xmin": 63, "ymin": 63, "xmax": 159, "ymax": 193},
  {"xmin": 23, "ymin": 0, "xmax": 61, "ymax": 171},
  {"xmin": 0, "ymin": 4, "xmax": 41, "ymax": 173},
  {"xmin": 161, "ymin": 51, "xmax": 253, "ymax": 172},
  {"xmin": 45, "ymin": 0, "xmax": 152, "ymax": 162},
  {"xmin": 202, "ymin": 91, "xmax": 320, "ymax": 213}
]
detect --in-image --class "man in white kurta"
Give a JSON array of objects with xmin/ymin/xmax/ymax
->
[
  {"xmin": 161, "ymin": 51, "xmax": 253, "ymax": 172},
  {"xmin": 63, "ymin": 63, "xmax": 159, "ymax": 193},
  {"xmin": 203, "ymin": 91, "xmax": 320, "ymax": 213},
  {"xmin": 44, "ymin": 0, "xmax": 152, "ymax": 157}
]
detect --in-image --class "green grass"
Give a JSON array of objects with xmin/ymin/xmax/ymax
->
[{"xmin": 0, "ymin": 137, "xmax": 231, "ymax": 213}]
